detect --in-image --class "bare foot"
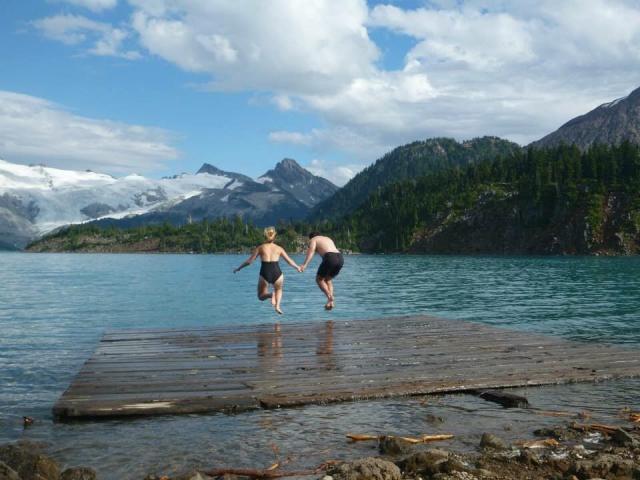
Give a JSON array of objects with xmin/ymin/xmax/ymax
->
[
  {"xmin": 275, "ymin": 305, "xmax": 283, "ymax": 315},
  {"xmin": 325, "ymin": 295, "xmax": 334, "ymax": 310}
]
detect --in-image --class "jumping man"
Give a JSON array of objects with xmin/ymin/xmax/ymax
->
[{"xmin": 300, "ymin": 232, "xmax": 344, "ymax": 310}]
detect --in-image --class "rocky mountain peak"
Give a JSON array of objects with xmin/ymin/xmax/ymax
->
[
  {"xmin": 530, "ymin": 85, "xmax": 640, "ymax": 150},
  {"xmin": 259, "ymin": 158, "xmax": 338, "ymax": 208},
  {"xmin": 196, "ymin": 163, "xmax": 253, "ymax": 184},
  {"xmin": 275, "ymin": 158, "xmax": 304, "ymax": 172},
  {"xmin": 196, "ymin": 163, "xmax": 225, "ymax": 175}
]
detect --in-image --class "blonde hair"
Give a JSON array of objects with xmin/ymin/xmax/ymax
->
[{"xmin": 264, "ymin": 226, "xmax": 277, "ymax": 242}]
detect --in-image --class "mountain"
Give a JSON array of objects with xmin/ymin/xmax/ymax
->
[
  {"xmin": 330, "ymin": 143, "xmax": 640, "ymax": 255},
  {"xmin": 0, "ymin": 158, "xmax": 335, "ymax": 249},
  {"xmin": 309, "ymin": 136, "xmax": 522, "ymax": 221},
  {"xmin": 531, "ymin": 86, "xmax": 640, "ymax": 150},
  {"xmin": 89, "ymin": 158, "xmax": 337, "ymax": 231},
  {"xmin": 196, "ymin": 163, "xmax": 254, "ymax": 184},
  {"xmin": 257, "ymin": 158, "xmax": 338, "ymax": 208}
]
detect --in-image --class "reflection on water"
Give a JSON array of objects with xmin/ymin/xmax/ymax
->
[{"xmin": 1, "ymin": 253, "xmax": 639, "ymax": 479}]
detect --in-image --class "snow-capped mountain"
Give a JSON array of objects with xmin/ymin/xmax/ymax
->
[
  {"xmin": 89, "ymin": 159, "xmax": 339, "ymax": 231},
  {"xmin": 0, "ymin": 158, "xmax": 337, "ymax": 249}
]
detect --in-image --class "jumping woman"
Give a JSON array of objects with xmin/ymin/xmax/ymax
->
[{"xmin": 233, "ymin": 227, "xmax": 301, "ymax": 315}]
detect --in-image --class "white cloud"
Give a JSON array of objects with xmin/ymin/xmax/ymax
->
[
  {"xmin": 56, "ymin": 0, "xmax": 118, "ymax": 12},
  {"xmin": 31, "ymin": 0, "xmax": 640, "ymax": 184},
  {"xmin": 305, "ymin": 159, "xmax": 366, "ymax": 187},
  {"xmin": 129, "ymin": 0, "xmax": 379, "ymax": 94},
  {"xmin": 121, "ymin": 0, "xmax": 640, "ymax": 174},
  {"xmin": 0, "ymin": 90, "xmax": 179, "ymax": 174},
  {"xmin": 268, "ymin": 131, "xmax": 313, "ymax": 146},
  {"xmin": 33, "ymin": 14, "xmax": 140, "ymax": 59}
]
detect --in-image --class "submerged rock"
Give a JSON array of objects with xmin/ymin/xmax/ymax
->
[
  {"xmin": 479, "ymin": 433, "xmax": 508, "ymax": 451},
  {"xmin": 328, "ymin": 457, "xmax": 401, "ymax": 480},
  {"xmin": 378, "ymin": 437, "xmax": 412, "ymax": 456},
  {"xmin": 0, "ymin": 442, "xmax": 60, "ymax": 480}
]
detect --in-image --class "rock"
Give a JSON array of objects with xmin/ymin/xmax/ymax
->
[
  {"xmin": 441, "ymin": 458, "xmax": 471, "ymax": 474},
  {"xmin": 431, "ymin": 472, "xmax": 478, "ymax": 480},
  {"xmin": 0, "ymin": 442, "xmax": 60, "ymax": 480},
  {"xmin": 0, "ymin": 461, "xmax": 21, "ymax": 480},
  {"xmin": 476, "ymin": 390, "xmax": 529, "ymax": 408},
  {"xmin": 479, "ymin": 433, "xmax": 508, "ymax": 451},
  {"xmin": 60, "ymin": 467, "xmax": 97, "ymax": 480},
  {"xmin": 518, "ymin": 449, "xmax": 540, "ymax": 466},
  {"xmin": 321, "ymin": 476, "xmax": 334, "ymax": 480},
  {"xmin": 572, "ymin": 453, "xmax": 635, "ymax": 479},
  {"xmin": 474, "ymin": 468, "xmax": 495, "ymax": 479},
  {"xmin": 426, "ymin": 414, "xmax": 444, "ymax": 425},
  {"xmin": 173, "ymin": 472, "xmax": 213, "ymax": 480},
  {"xmin": 610, "ymin": 427, "xmax": 636, "ymax": 446},
  {"xmin": 397, "ymin": 449, "xmax": 450, "ymax": 475},
  {"xmin": 328, "ymin": 457, "xmax": 401, "ymax": 480},
  {"xmin": 378, "ymin": 437, "xmax": 412, "ymax": 456}
]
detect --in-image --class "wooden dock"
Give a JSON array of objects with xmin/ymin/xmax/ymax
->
[{"xmin": 53, "ymin": 315, "xmax": 640, "ymax": 419}]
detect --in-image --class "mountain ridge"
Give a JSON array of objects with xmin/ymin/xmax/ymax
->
[
  {"xmin": 0, "ymin": 157, "xmax": 335, "ymax": 249},
  {"xmin": 530, "ymin": 86, "xmax": 640, "ymax": 150},
  {"xmin": 309, "ymin": 136, "xmax": 522, "ymax": 221}
]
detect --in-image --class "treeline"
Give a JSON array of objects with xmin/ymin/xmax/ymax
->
[
  {"xmin": 28, "ymin": 142, "xmax": 640, "ymax": 255},
  {"xmin": 29, "ymin": 217, "xmax": 305, "ymax": 253},
  {"xmin": 326, "ymin": 142, "xmax": 640, "ymax": 253}
]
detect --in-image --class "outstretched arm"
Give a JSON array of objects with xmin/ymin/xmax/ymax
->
[
  {"xmin": 234, "ymin": 248, "xmax": 259, "ymax": 273},
  {"xmin": 280, "ymin": 249, "xmax": 301, "ymax": 272},
  {"xmin": 300, "ymin": 239, "xmax": 316, "ymax": 271}
]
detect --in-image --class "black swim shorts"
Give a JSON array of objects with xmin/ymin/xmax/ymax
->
[{"xmin": 317, "ymin": 252, "xmax": 344, "ymax": 279}]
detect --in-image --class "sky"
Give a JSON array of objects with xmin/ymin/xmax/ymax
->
[{"xmin": 1, "ymin": 0, "xmax": 639, "ymax": 185}]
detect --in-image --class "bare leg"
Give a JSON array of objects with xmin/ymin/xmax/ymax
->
[
  {"xmin": 257, "ymin": 277, "xmax": 271, "ymax": 301},
  {"xmin": 316, "ymin": 275, "xmax": 332, "ymax": 309},
  {"xmin": 273, "ymin": 274, "xmax": 284, "ymax": 314},
  {"xmin": 327, "ymin": 278, "xmax": 335, "ymax": 309}
]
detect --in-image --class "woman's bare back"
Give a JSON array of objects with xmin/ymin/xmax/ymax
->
[{"xmin": 258, "ymin": 242, "xmax": 284, "ymax": 262}]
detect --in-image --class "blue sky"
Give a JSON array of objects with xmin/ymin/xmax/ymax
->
[{"xmin": 1, "ymin": 0, "xmax": 639, "ymax": 185}]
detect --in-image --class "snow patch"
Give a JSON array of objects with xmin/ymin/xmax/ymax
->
[{"xmin": 601, "ymin": 95, "xmax": 628, "ymax": 108}]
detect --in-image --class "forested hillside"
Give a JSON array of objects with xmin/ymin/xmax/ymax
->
[
  {"xmin": 310, "ymin": 136, "xmax": 521, "ymax": 220},
  {"xmin": 331, "ymin": 143, "xmax": 640, "ymax": 254}
]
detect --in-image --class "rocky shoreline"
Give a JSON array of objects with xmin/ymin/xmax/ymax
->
[{"xmin": 2, "ymin": 420, "xmax": 639, "ymax": 480}]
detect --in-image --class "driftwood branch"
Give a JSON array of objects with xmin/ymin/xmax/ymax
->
[
  {"xmin": 571, "ymin": 422, "xmax": 619, "ymax": 434},
  {"xmin": 515, "ymin": 438, "xmax": 560, "ymax": 449},
  {"xmin": 346, "ymin": 433, "xmax": 454, "ymax": 443},
  {"xmin": 203, "ymin": 460, "xmax": 337, "ymax": 479},
  {"xmin": 203, "ymin": 467, "xmax": 318, "ymax": 479}
]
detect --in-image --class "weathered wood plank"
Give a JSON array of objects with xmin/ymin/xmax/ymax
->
[{"xmin": 53, "ymin": 315, "xmax": 640, "ymax": 419}]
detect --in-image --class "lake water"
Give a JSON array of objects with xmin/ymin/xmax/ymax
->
[{"xmin": 1, "ymin": 253, "xmax": 639, "ymax": 479}]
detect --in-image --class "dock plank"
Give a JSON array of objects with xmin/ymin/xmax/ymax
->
[{"xmin": 53, "ymin": 315, "xmax": 640, "ymax": 419}]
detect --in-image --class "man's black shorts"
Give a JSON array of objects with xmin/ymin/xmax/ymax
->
[{"xmin": 317, "ymin": 252, "xmax": 344, "ymax": 279}]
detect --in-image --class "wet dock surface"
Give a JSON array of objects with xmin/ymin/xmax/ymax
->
[{"xmin": 53, "ymin": 316, "xmax": 640, "ymax": 418}]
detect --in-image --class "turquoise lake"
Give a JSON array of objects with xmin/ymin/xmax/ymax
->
[{"xmin": 1, "ymin": 253, "xmax": 639, "ymax": 479}]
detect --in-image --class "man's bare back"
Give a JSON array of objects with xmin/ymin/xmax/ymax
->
[{"xmin": 309, "ymin": 235, "xmax": 339, "ymax": 257}]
